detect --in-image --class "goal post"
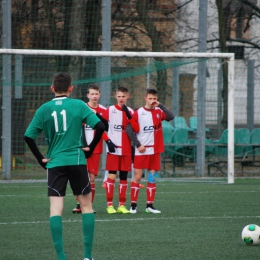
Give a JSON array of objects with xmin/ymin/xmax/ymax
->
[{"xmin": 0, "ymin": 49, "xmax": 235, "ymax": 183}]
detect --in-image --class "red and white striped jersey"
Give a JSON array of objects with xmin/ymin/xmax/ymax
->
[
  {"xmin": 133, "ymin": 106, "xmax": 166, "ymax": 155},
  {"xmin": 102, "ymin": 104, "xmax": 134, "ymax": 155},
  {"xmin": 85, "ymin": 103, "xmax": 106, "ymax": 154}
]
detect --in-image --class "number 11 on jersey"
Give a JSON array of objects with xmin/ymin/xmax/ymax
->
[{"xmin": 51, "ymin": 110, "xmax": 67, "ymax": 132}]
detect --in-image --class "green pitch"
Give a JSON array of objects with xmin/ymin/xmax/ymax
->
[{"xmin": 1, "ymin": 179, "xmax": 260, "ymax": 259}]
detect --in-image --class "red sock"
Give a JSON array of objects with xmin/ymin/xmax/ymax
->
[
  {"xmin": 91, "ymin": 183, "xmax": 95, "ymax": 203},
  {"xmin": 146, "ymin": 182, "xmax": 156, "ymax": 204},
  {"xmin": 106, "ymin": 178, "xmax": 115, "ymax": 206},
  {"xmin": 119, "ymin": 179, "xmax": 128, "ymax": 206},
  {"xmin": 130, "ymin": 181, "xmax": 140, "ymax": 204}
]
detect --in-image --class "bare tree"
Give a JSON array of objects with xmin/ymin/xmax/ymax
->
[
  {"xmin": 67, "ymin": 0, "xmax": 87, "ymax": 98},
  {"xmin": 216, "ymin": 0, "xmax": 229, "ymax": 129},
  {"xmin": 175, "ymin": 0, "xmax": 260, "ymax": 129},
  {"xmin": 136, "ymin": 0, "xmax": 168, "ymax": 103}
]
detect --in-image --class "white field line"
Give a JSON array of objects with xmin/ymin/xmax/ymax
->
[
  {"xmin": 0, "ymin": 190, "xmax": 259, "ymax": 198},
  {"xmin": 0, "ymin": 181, "xmax": 228, "ymax": 187},
  {"xmin": 1, "ymin": 215, "xmax": 260, "ymax": 226}
]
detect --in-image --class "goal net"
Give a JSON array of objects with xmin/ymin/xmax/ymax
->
[{"xmin": 0, "ymin": 49, "xmax": 235, "ymax": 183}]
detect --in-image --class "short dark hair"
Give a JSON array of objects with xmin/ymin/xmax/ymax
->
[
  {"xmin": 87, "ymin": 84, "xmax": 100, "ymax": 93},
  {"xmin": 116, "ymin": 85, "xmax": 129, "ymax": 93},
  {"xmin": 52, "ymin": 73, "xmax": 72, "ymax": 93},
  {"xmin": 146, "ymin": 88, "xmax": 158, "ymax": 96}
]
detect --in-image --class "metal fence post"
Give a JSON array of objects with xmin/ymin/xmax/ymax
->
[{"xmin": 2, "ymin": 0, "xmax": 12, "ymax": 179}]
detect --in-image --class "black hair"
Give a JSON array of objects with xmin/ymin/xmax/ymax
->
[
  {"xmin": 52, "ymin": 72, "xmax": 72, "ymax": 93},
  {"xmin": 146, "ymin": 88, "xmax": 158, "ymax": 96},
  {"xmin": 116, "ymin": 85, "xmax": 129, "ymax": 93},
  {"xmin": 87, "ymin": 83, "xmax": 100, "ymax": 93}
]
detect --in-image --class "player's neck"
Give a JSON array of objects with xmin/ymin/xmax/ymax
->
[
  {"xmin": 144, "ymin": 105, "xmax": 154, "ymax": 110},
  {"xmin": 115, "ymin": 104, "xmax": 123, "ymax": 110},
  {"xmin": 88, "ymin": 101, "xmax": 98, "ymax": 108},
  {"xmin": 55, "ymin": 94, "xmax": 68, "ymax": 98},
  {"xmin": 55, "ymin": 91, "xmax": 70, "ymax": 98}
]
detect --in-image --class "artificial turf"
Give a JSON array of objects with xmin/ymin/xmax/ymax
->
[{"xmin": 1, "ymin": 179, "xmax": 260, "ymax": 259}]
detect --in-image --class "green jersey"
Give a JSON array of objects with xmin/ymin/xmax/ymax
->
[{"xmin": 25, "ymin": 97, "xmax": 100, "ymax": 168}]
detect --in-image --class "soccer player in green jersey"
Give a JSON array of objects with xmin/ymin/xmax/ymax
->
[{"xmin": 24, "ymin": 72, "xmax": 105, "ymax": 260}]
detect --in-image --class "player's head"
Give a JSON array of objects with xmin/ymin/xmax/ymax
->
[
  {"xmin": 145, "ymin": 88, "xmax": 158, "ymax": 97},
  {"xmin": 115, "ymin": 85, "xmax": 130, "ymax": 106},
  {"xmin": 116, "ymin": 86, "xmax": 129, "ymax": 94},
  {"xmin": 87, "ymin": 83, "xmax": 100, "ymax": 94},
  {"xmin": 52, "ymin": 72, "xmax": 72, "ymax": 94},
  {"xmin": 87, "ymin": 84, "xmax": 101, "ymax": 103},
  {"xmin": 145, "ymin": 88, "xmax": 158, "ymax": 109}
]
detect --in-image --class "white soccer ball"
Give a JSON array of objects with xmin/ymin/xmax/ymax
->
[{"xmin": 241, "ymin": 224, "xmax": 260, "ymax": 245}]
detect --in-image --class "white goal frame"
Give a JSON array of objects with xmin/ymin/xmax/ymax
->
[{"xmin": 0, "ymin": 49, "xmax": 235, "ymax": 183}]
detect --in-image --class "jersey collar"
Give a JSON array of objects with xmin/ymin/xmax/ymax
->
[{"xmin": 53, "ymin": 95, "xmax": 68, "ymax": 100}]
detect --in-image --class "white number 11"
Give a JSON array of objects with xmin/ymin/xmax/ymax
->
[{"xmin": 51, "ymin": 110, "xmax": 67, "ymax": 132}]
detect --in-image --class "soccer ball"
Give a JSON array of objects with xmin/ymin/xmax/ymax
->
[{"xmin": 241, "ymin": 224, "xmax": 260, "ymax": 245}]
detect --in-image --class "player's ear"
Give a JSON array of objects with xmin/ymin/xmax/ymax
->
[
  {"xmin": 50, "ymin": 86, "xmax": 55, "ymax": 93},
  {"xmin": 68, "ymin": 86, "xmax": 73, "ymax": 93}
]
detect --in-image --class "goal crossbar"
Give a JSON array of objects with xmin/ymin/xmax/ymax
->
[{"xmin": 0, "ymin": 49, "xmax": 234, "ymax": 59}]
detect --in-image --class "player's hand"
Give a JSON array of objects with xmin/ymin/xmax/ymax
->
[
  {"xmin": 138, "ymin": 145, "xmax": 146, "ymax": 153},
  {"xmin": 42, "ymin": 158, "xmax": 51, "ymax": 163},
  {"xmin": 37, "ymin": 158, "xmax": 48, "ymax": 170},
  {"xmin": 82, "ymin": 146, "xmax": 93, "ymax": 158},
  {"xmin": 121, "ymin": 104, "xmax": 132, "ymax": 119},
  {"xmin": 84, "ymin": 147, "xmax": 94, "ymax": 159},
  {"xmin": 151, "ymin": 101, "xmax": 160, "ymax": 107},
  {"xmin": 106, "ymin": 139, "xmax": 117, "ymax": 153}
]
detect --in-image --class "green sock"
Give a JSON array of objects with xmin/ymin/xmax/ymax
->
[
  {"xmin": 82, "ymin": 213, "xmax": 95, "ymax": 259},
  {"xmin": 49, "ymin": 216, "xmax": 67, "ymax": 260}
]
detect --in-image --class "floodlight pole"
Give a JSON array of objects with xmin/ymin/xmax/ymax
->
[{"xmin": 2, "ymin": 0, "xmax": 12, "ymax": 179}]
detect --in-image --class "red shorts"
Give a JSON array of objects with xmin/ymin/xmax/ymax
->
[
  {"xmin": 134, "ymin": 153, "xmax": 161, "ymax": 171},
  {"xmin": 87, "ymin": 153, "xmax": 100, "ymax": 175},
  {"xmin": 106, "ymin": 153, "xmax": 132, "ymax": 172}
]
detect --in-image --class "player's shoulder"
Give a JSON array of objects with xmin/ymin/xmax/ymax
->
[
  {"xmin": 107, "ymin": 105, "xmax": 116, "ymax": 110},
  {"xmin": 51, "ymin": 97, "xmax": 85, "ymax": 105},
  {"xmin": 98, "ymin": 104, "xmax": 107, "ymax": 110},
  {"xmin": 69, "ymin": 98, "xmax": 85, "ymax": 104},
  {"xmin": 127, "ymin": 106, "xmax": 134, "ymax": 113},
  {"xmin": 136, "ymin": 106, "xmax": 145, "ymax": 112},
  {"xmin": 38, "ymin": 98, "xmax": 57, "ymax": 110},
  {"xmin": 69, "ymin": 98, "xmax": 87, "ymax": 106}
]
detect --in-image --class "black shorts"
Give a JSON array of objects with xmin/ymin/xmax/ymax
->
[{"xmin": 47, "ymin": 165, "xmax": 91, "ymax": 197}]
